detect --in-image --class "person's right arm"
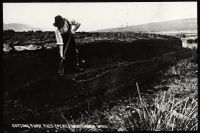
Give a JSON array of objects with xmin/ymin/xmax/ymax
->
[{"xmin": 55, "ymin": 29, "xmax": 64, "ymax": 58}]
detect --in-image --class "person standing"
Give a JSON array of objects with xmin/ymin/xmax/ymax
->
[{"xmin": 53, "ymin": 15, "xmax": 83, "ymax": 76}]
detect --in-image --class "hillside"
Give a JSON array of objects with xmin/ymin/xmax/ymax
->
[
  {"xmin": 96, "ymin": 18, "xmax": 197, "ymax": 32},
  {"xmin": 3, "ymin": 23, "xmax": 41, "ymax": 31}
]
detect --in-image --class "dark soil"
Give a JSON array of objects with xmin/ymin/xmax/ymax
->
[{"xmin": 3, "ymin": 31, "xmax": 192, "ymax": 124}]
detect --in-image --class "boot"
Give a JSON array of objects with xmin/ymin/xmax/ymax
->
[
  {"xmin": 75, "ymin": 64, "xmax": 84, "ymax": 72},
  {"xmin": 75, "ymin": 52, "xmax": 84, "ymax": 72}
]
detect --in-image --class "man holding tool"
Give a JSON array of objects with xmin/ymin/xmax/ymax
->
[{"xmin": 53, "ymin": 15, "xmax": 84, "ymax": 76}]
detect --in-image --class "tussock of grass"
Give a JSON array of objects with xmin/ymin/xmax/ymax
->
[
  {"xmin": 110, "ymin": 58, "xmax": 197, "ymax": 131},
  {"xmin": 65, "ymin": 57, "xmax": 197, "ymax": 131},
  {"xmin": 122, "ymin": 82, "xmax": 198, "ymax": 131}
]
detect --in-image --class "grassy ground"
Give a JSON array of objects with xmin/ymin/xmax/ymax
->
[{"xmin": 62, "ymin": 49, "xmax": 198, "ymax": 131}]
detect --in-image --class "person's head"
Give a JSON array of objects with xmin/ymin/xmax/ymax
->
[{"xmin": 53, "ymin": 15, "xmax": 65, "ymax": 29}]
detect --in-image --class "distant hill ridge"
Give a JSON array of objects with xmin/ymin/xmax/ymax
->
[
  {"xmin": 3, "ymin": 18, "xmax": 197, "ymax": 32},
  {"xmin": 95, "ymin": 18, "xmax": 197, "ymax": 32},
  {"xmin": 3, "ymin": 23, "xmax": 41, "ymax": 31}
]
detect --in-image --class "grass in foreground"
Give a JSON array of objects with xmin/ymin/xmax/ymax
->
[{"xmin": 61, "ymin": 56, "xmax": 198, "ymax": 131}]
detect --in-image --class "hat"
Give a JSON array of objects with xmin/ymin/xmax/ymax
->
[{"xmin": 53, "ymin": 15, "xmax": 65, "ymax": 28}]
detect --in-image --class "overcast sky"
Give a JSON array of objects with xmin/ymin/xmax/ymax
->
[{"xmin": 3, "ymin": 2, "xmax": 197, "ymax": 31}]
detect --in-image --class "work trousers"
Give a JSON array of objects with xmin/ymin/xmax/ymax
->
[{"xmin": 61, "ymin": 32, "xmax": 80, "ymax": 68}]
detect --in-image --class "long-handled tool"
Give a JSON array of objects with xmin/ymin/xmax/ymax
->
[{"xmin": 58, "ymin": 32, "xmax": 73, "ymax": 76}]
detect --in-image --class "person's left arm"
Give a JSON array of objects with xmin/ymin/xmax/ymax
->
[{"xmin": 70, "ymin": 20, "xmax": 81, "ymax": 34}]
